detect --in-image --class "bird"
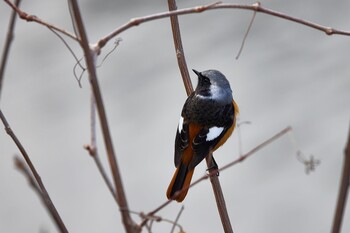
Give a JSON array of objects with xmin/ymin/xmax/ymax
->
[{"xmin": 166, "ymin": 69, "xmax": 239, "ymax": 202}]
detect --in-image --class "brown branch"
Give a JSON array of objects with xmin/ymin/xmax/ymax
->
[
  {"xmin": 170, "ymin": 205, "xmax": 184, "ymax": 233},
  {"xmin": 67, "ymin": 1, "xmax": 140, "ymax": 232},
  {"xmin": 3, "ymin": 0, "xmax": 78, "ymax": 41},
  {"xmin": 83, "ymin": 91, "xmax": 119, "ymax": 205},
  {"xmin": 0, "ymin": 0, "xmax": 21, "ymax": 101},
  {"xmin": 167, "ymin": 0, "xmax": 193, "ymax": 95},
  {"xmin": 236, "ymin": 7, "xmax": 257, "ymax": 60},
  {"xmin": 206, "ymin": 154, "xmax": 233, "ymax": 233},
  {"xmin": 14, "ymin": 155, "xmax": 41, "ymax": 196},
  {"xmin": 97, "ymin": 1, "xmax": 222, "ymax": 49},
  {"xmin": 331, "ymin": 125, "xmax": 350, "ymax": 233},
  {"xmin": 141, "ymin": 127, "xmax": 292, "ymax": 227},
  {"xmin": 168, "ymin": 1, "xmax": 233, "ymax": 232},
  {"xmin": 0, "ymin": 110, "xmax": 68, "ymax": 233},
  {"xmin": 128, "ymin": 210, "xmax": 184, "ymax": 233},
  {"xmin": 97, "ymin": 1, "xmax": 350, "ymax": 50}
]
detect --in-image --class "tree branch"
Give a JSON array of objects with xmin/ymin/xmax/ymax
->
[
  {"xmin": 0, "ymin": 0, "xmax": 21, "ymax": 100},
  {"xmin": 83, "ymin": 91, "xmax": 119, "ymax": 205},
  {"xmin": 0, "ymin": 110, "xmax": 68, "ymax": 233},
  {"xmin": 331, "ymin": 125, "xmax": 350, "ymax": 233},
  {"xmin": 3, "ymin": 0, "xmax": 78, "ymax": 41},
  {"xmin": 67, "ymin": 1, "xmax": 140, "ymax": 232},
  {"xmin": 167, "ymin": 0, "xmax": 193, "ymax": 95},
  {"xmin": 167, "ymin": 1, "xmax": 234, "ymax": 231},
  {"xmin": 141, "ymin": 127, "xmax": 292, "ymax": 227},
  {"xmin": 97, "ymin": 1, "xmax": 350, "ymax": 50}
]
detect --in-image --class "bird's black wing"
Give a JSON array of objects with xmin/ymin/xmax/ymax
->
[
  {"xmin": 174, "ymin": 120, "xmax": 189, "ymax": 167},
  {"xmin": 189, "ymin": 103, "xmax": 235, "ymax": 169}
]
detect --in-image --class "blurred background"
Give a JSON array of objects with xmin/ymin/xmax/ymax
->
[{"xmin": 0, "ymin": 0, "xmax": 349, "ymax": 232}]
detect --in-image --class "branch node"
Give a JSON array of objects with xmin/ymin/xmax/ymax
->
[
  {"xmin": 83, "ymin": 144, "xmax": 96, "ymax": 156},
  {"xmin": 90, "ymin": 43, "xmax": 101, "ymax": 56},
  {"xmin": 325, "ymin": 27, "xmax": 334, "ymax": 35},
  {"xmin": 252, "ymin": 1, "xmax": 261, "ymax": 10},
  {"xmin": 18, "ymin": 11, "xmax": 27, "ymax": 19},
  {"xmin": 130, "ymin": 18, "xmax": 141, "ymax": 26}
]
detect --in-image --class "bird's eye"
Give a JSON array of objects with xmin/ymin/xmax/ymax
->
[{"xmin": 202, "ymin": 77, "xmax": 210, "ymax": 85}]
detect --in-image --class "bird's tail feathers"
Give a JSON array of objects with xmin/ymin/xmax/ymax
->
[{"xmin": 166, "ymin": 162, "xmax": 194, "ymax": 202}]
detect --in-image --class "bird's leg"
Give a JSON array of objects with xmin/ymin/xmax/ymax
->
[{"xmin": 207, "ymin": 155, "xmax": 219, "ymax": 176}]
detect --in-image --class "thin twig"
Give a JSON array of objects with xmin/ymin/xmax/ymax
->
[
  {"xmin": 68, "ymin": 1, "xmax": 140, "ymax": 232},
  {"xmin": 237, "ymin": 120, "xmax": 252, "ymax": 156},
  {"xmin": 96, "ymin": 38, "xmax": 122, "ymax": 67},
  {"xmin": 73, "ymin": 56, "xmax": 85, "ymax": 87},
  {"xmin": 128, "ymin": 210, "xmax": 184, "ymax": 233},
  {"xmin": 0, "ymin": 109, "xmax": 68, "ymax": 233},
  {"xmin": 97, "ymin": 1, "xmax": 350, "ymax": 50},
  {"xmin": 3, "ymin": 0, "xmax": 78, "ymax": 41},
  {"xmin": 331, "ymin": 125, "xmax": 350, "ymax": 233},
  {"xmin": 14, "ymin": 155, "xmax": 41, "ymax": 195},
  {"xmin": 236, "ymin": 6, "xmax": 257, "ymax": 59},
  {"xmin": 48, "ymin": 27, "xmax": 84, "ymax": 70},
  {"xmin": 141, "ymin": 127, "xmax": 292, "ymax": 227},
  {"xmin": 97, "ymin": 1, "xmax": 222, "ymax": 49},
  {"xmin": 83, "ymin": 91, "xmax": 119, "ymax": 205},
  {"xmin": 0, "ymin": 0, "xmax": 21, "ymax": 100},
  {"xmin": 170, "ymin": 206, "xmax": 184, "ymax": 233}
]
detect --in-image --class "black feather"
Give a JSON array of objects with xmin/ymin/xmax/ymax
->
[{"xmin": 170, "ymin": 162, "xmax": 188, "ymax": 197}]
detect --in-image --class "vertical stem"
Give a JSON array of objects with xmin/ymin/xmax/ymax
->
[
  {"xmin": 331, "ymin": 125, "xmax": 350, "ymax": 233},
  {"xmin": 68, "ymin": 1, "xmax": 139, "ymax": 232},
  {"xmin": 167, "ymin": 0, "xmax": 193, "ymax": 95},
  {"xmin": 167, "ymin": 1, "xmax": 233, "ymax": 232},
  {"xmin": 0, "ymin": 0, "xmax": 21, "ymax": 100},
  {"xmin": 206, "ymin": 155, "xmax": 234, "ymax": 233}
]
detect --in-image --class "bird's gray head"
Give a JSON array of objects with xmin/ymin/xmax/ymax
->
[{"xmin": 193, "ymin": 69, "xmax": 233, "ymax": 104}]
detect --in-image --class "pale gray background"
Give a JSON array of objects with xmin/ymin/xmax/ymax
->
[{"xmin": 0, "ymin": 0, "xmax": 349, "ymax": 232}]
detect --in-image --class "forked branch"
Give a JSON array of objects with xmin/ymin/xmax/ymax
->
[{"xmin": 68, "ymin": 1, "xmax": 140, "ymax": 232}]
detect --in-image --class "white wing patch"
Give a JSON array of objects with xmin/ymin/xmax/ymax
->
[
  {"xmin": 206, "ymin": 126, "xmax": 224, "ymax": 141},
  {"xmin": 178, "ymin": 116, "xmax": 184, "ymax": 133}
]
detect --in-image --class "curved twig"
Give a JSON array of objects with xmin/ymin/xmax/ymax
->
[{"xmin": 98, "ymin": 1, "xmax": 350, "ymax": 50}]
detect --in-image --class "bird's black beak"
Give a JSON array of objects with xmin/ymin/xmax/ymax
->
[{"xmin": 192, "ymin": 69, "xmax": 201, "ymax": 76}]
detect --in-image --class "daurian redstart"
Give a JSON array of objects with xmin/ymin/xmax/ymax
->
[{"xmin": 166, "ymin": 69, "xmax": 239, "ymax": 202}]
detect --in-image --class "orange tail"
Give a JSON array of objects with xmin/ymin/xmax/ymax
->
[{"xmin": 166, "ymin": 162, "xmax": 195, "ymax": 202}]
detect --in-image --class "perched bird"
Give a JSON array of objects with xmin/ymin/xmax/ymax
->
[{"xmin": 166, "ymin": 69, "xmax": 239, "ymax": 202}]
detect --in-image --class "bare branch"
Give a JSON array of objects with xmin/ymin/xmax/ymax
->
[
  {"xmin": 205, "ymin": 154, "xmax": 234, "ymax": 233},
  {"xmin": 167, "ymin": 0, "xmax": 234, "ymax": 231},
  {"xmin": 48, "ymin": 28, "xmax": 84, "ymax": 70},
  {"xmin": 3, "ymin": 0, "xmax": 78, "ymax": 41},
  {"xmin": 97, "ymin": 1, "xmax": 350, "ymax": 50},
  {"xmin": 331, "ymin": 125, "xmax": 350, "ymax": 233},
  {"xmin": 167, "ymin": 0, "xmax": 193, "ymax": 95},
  {"xmin": 83, "ymin": 91, "xmax": 119, "ymax": 205},
  {"xmin": 14, "ymin": 155, "xmax": 41, "ymax": 195},
  {"xmin": 236, "ymin": 7, "xmax": 257, "ymax": 60},
  {"xmin": 170, "ymin": 206, "xmax": 184, "ymax": 233},
  {"xmin": 237, "ymin": 120, "xmax": 252, "ymax": 156},
  {"xmin": 96, "ymin": 38, "xmax": 122, "ymax": 67},
  {"xmin": 142, "ymin": 127, "xmax": 292, "ymax": 226},
  {"xmin": 128, "ymin": 210, "xmax": 184, "ymax": 233},
  {"xmin": 0, "ymin": 110, "xmax": 68, "ymax": 233},
  {"xmin": 68, "ymin": 1, "xmax": 140, "ymax": 232},
  {"xmin": 0, "ymin": 0, "xmax": 21, "ymax": 100},
  {"xmin": 97, "ymin": 1, "xmax": 222, "ymax": 49}
]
